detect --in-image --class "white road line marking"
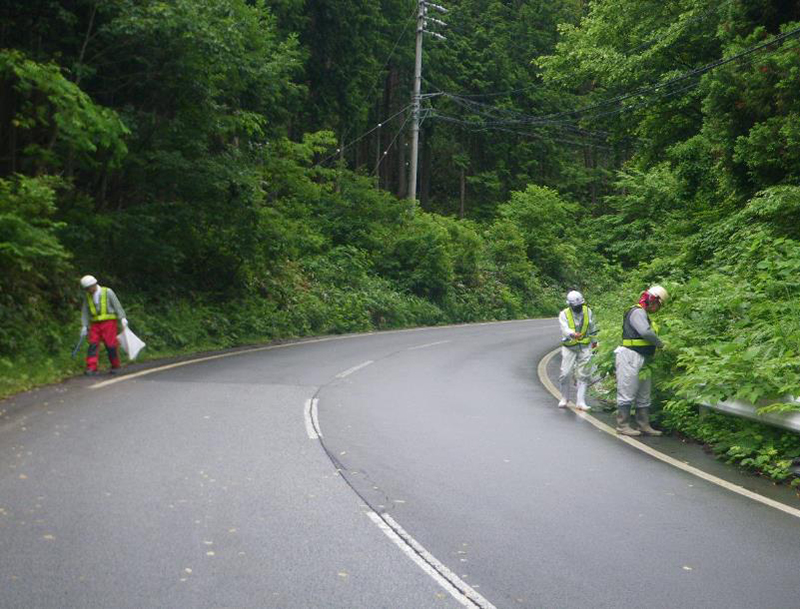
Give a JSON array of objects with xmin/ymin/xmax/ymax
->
[
  {"xmin": 89, "ymin": 318, "xmax": 555, "ymax": 390},
  {"xmin": 366, "ymin": 512, "xmax": 495, "ymax": 609},
  {"xmin": 407, "ymin": 340, "xmax": 451, "ymax": 351},
  {"xmin": 303, "ymin": 399, "xmax": 318, "ymax": 440},
  {"xmin": 90, "ymin": 337, "xmax": 338, "ymax": 389},
  {"xmin": 335, "ymin": 360, "xmax": 374, "ymax": 379},
  {"xmin": 538, "ymin": 348, "xmax": 800, "ymax": 520},
  {"xmin": 310, "ymin": 398, "xmax": 322, "ymax": 438}
]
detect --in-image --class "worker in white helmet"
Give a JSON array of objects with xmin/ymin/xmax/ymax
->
[
  {"xmin": 79, "ymin": 275, "xmax": 128, "ymax": 375},
  {"xmin": 614, "ymin": 285, "xmax": 669, "ymax": 436},
  {"xmin": 557, "ymin": 290, "xmax": 598, "ymax": 410}
]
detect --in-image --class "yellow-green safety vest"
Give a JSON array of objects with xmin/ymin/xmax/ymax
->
[
  {"xmin": 564, "ymin": 305, "xmax": 591, "ymax": 346},
  {"xmin": 87, "ymin": 287, "xmax": 117, "ymax": 322},
  {"xmin": 621, "ymin": 304, "xmax": 659, "ymax": 348}
]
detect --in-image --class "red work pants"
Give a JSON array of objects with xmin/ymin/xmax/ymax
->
[{"xmin": 86, "ymin": 320, "xmax": 120, "ymax": 371}]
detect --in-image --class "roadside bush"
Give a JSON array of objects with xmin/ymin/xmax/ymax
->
[
  {"xmin": 496, "ymin": 184, "xmax": 580, "ymax": 284},
  {"xmin": 374, "ymin": 212, "xmax": 455, "ymax": 302},
  {"xmin": 589, "ymin": 222, "xmax": 800, "ymax": 483}
]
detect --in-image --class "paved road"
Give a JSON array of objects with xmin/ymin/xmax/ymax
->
[{"xmin": 1, "ymin": 320, "xmax": 799, "ymax": 608}]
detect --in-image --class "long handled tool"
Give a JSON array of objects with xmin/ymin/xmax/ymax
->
[{"xmin": 71, "ymin": 335, "xmax": 85, "ymax": 358}]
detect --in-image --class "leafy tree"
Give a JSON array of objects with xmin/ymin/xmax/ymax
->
[
  {"xmin": 496, "ymin": 184, "xmax": 580, "ymax": 283},
  {"xmin": 0, "ymin": 49, "xmax": 128, "ymax": 180}
]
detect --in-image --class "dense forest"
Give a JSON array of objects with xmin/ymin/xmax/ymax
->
[{"xmin": 2, "ymin": 0, "xmax": 800, "ymax": 482}]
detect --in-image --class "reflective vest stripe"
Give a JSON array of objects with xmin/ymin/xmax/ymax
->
[
  {"xmin": 564, "ymin": 305, "xmax": 591, "ymax": 346},
  {"xmin": 87, "ymin": 287, "xmax": 117, "ymax": 322},
  {"xmin": 622, "ymin": 338, "xmax": 651, "ymax": 346}
]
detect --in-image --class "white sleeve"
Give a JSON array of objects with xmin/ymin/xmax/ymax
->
[
  {"xmin": 558, "ymin": 310, "xmax": 572, "ymax": 341},
  {"xmin": 587, "ymin": 308, "xmax": 598, "ymax": 338}
]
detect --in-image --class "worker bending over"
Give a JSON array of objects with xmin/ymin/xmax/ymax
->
[{"xmin": 79, "ymin": 275, "xmax": 128, "ymax": 375}]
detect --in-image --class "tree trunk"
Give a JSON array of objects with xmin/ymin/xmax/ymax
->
[
  {"xmin": 375, "ymin": 124, "xmax": 381, "ymax": 189},
  {"xmin": 397, "ymin": 130, "xmax": 407, "ymax": 199},
  {"xmin": 459, "ymin": 166, "xmax": 466, "ymax": 218},
  {"xmin": 420, "ymin": 131, "xmax": 430, "ymax": 208}
]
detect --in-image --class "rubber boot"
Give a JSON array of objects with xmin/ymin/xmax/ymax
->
[
  {"xmin": 575, "ymin": 382, "xmax": 590, "ymax": 411},
  {"xmin": 558, "ymin": 378, "xmax": 570, "ymax": 408},
  {"xmin": 636, "ymin": 408, "xmax": 663, "ymax": 436},
  {"xmin": 616, "ymin": 405, "xmax": 641, "ymax": 436}
]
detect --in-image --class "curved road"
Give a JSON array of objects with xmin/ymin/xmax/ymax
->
[{"xmin": 1, "ymin": 320, "xmax": 799, "ymax": 608}]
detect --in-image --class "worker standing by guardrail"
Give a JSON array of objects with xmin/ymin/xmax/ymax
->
[
  {"xmin": 614, "ymin": 285, "xmax": 669, "ymax": 436},
  {"xmin": 558, "ymin": 290, "xmax": 598, "ymax": 411},
  {"xmin": 79, "ymin": 275, "xmax": 128, "ymax": 376}
]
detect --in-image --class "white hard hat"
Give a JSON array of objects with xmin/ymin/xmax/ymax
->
[
  {"xmin": 80, "ymin": 275, "xmax": 98, "ymax": 289},
  {"xmin": 648, "ymin": 285, "xmax": 669, "ymax": 303},
  {"xmin": 566, "ymin": 290, "xmax": 585, "ymax": 306}
]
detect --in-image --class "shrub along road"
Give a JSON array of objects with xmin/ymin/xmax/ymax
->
[{"xmin": 1, "ymin": 321, "xmax": 798, "ymax": 608}]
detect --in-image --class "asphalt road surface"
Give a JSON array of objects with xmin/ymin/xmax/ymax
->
[{"xmin": 1, "ymin": 320, "xmax": 799, "ymax": 608}]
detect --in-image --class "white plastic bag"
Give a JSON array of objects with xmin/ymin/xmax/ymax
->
[{"xmin": 117, "ymin": 327, "xmax": 146, "ymax": 361}]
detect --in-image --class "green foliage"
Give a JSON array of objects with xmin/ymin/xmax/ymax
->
[
  {"xmin": 422, "ymin": 0, "xmax": 584, "ymax": 214},
  {"xmin": 484, "ymin": 219, "xmax": 539, "ymax": 297},
  {"xmin": 0, "ymin": 174, "xmax": 74, "ymax": 353},
  {"xmin": 590, "ymin": 221, "xmax": 800, "ymax": 482},
  {"xmin": 375, "ymin": 211, "xmax": 455, "ymax": 302},
  {"xmin": 0, "ymin": 174, "xmax": 70, "ymax": 279},
  {"xmin": 660, "ymin": 402, "xmax": 800, "ymax": 484},
  {"xmin": 496, "ymin": 184, "xmax": 581, "ymax": 284},
  {"xmin": 0, "ymin": 49, "xmax": 129, "ymax": 176},
  {"xmin": 592, "ymin": 165, "xmax": 686, "ymax": 268},
  {"xmin": 703, "ymin": 21, "xmax": 800, "ymax": 199}
]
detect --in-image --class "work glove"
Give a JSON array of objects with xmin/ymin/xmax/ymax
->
[
  {"xmin": 121, "ymin": 318, "xmax": 129, "ymax": 329},
  {"xmin": 80, "ymin": 326, "xmax": 88, "ymax": 338}
]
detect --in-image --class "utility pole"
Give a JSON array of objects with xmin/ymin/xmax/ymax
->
[{"xmin": 408, "ymin": 1, "xmax": 447, "ymax": 201}]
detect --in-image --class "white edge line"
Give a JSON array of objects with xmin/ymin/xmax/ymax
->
[
  {"xmin": 303, "ymin": 399, "xmax": 318, "ymax": 440},
  {"xmin": 310, "ymin": 398, "xmax": 322, "ymax": 438},
  {"xmin": 381, "ymin": 513, "xmax": 496, "ymax": 609},
  {"xmin": 407, "ymin": 340, "xmax": 451, "ymax": 351},
  {"xmin": 90, "ymin": 337, "xmax": 339, "ymax": 389},
  {"xmin": 537, "ymin": 348, "xmax": 800, "ymax": 520},
  {"xmin": 89, "ymin": 318, "xmax": 555, "ymax": 390},
  {"xmin": 366, "ymin": 512, "xmax": 490, "ymax": 609},
  {"xmin": 335, "ymin": 360, "xmax": 374, "ymax": 379}
]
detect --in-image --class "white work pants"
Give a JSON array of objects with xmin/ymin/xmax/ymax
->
[
  {"xmin": 615, "ymin": 346, "xmax": 652, "ymax": 409},
  {"xmin": 559, "ymin": 345, "xmax": 593, "ymax": 399}
]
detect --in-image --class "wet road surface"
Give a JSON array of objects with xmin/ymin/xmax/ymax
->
[{"xmin": 1, "ymin": 320, "xmax": 799, "ymax": 608}]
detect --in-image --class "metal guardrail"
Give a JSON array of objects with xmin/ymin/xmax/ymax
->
[{"xmin": 702, "ymin": 398, "xmax": 800, "ymax": 434}]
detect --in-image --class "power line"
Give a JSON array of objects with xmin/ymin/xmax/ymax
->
[
  {"xmin": 439, "ymin": 92, "xmax": 609, "ymax": 139},
  {"xmin": 427, "ymin": 31, "xmax": 800, "ymax": 150},
  {"xmin": 315, "ymin": 104, "xmax": 413, "ymax": 168},
  {"xmin": 372, "ymin": 110, "xmax": 414, "ymax": 177},
  {"xmin": 428, "ymin": 111, "xmax": 614, "ymax": 151},
  {"xmin": 519, "ymin": 24, "xmax": 800, "ymax": 125},
  {"xmin": 431, "ymin": 22, "xmax": 800, "ymax": 137},
  {"xmin": 427, "ymin": 0, "xmax": 735, "ymax": 100},
  {"xmin": 337, "ymin": 4, "xmax": 418, "ymax": 154}
]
